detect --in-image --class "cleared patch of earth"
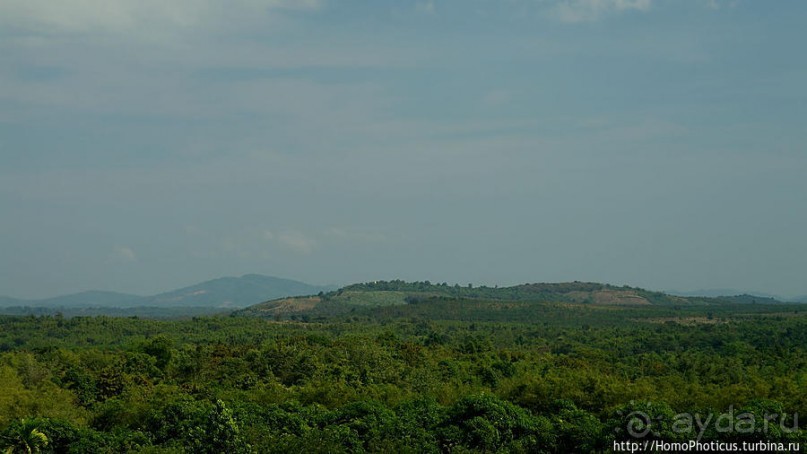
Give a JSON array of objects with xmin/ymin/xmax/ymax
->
[
  {"xmin": 567, "ymin": 289, "xmax": 651, "ymax": 305},
  {"xmin": 639, "ymin": 316, "xmax": 724, "ymax": 325},
  {"xmin": 249, "ymin": 296, "xmax": 321, "ymax": 315}
]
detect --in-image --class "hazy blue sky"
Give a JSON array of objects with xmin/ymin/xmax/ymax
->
[{"xmin": 1, "ymin": 0, "xmax": 806, "ymax": 298}]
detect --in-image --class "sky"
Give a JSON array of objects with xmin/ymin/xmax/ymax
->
[{"xmin": 1, "ymin": 0, "xmax": 806, "ymax": 299}]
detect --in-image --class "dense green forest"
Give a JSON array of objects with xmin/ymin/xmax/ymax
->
[{"xmin": 1, "ymin": 282, "xmax": 805, "ymax": 452}]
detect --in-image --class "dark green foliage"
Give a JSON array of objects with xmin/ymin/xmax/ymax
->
[
  {"xmin": 551, "ymin": 402, "xmax": 605, "ymax": 453},
  {"xmin": 190, "ymin": 399, "xmax": 248, "ymax": 454},
  {"xmin": 0, "ymin": 419, "xmax": 49, "ymax": 453},
  {"xmin": 437, "ymin": 394, "xmax": 555, "ymax": 452},
  {"xmin": 141, "ymin": 335, "xmax": 173, "ymax": 369}
]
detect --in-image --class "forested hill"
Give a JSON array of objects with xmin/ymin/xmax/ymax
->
[
  {"xmin": 3, "ymin": 278, "xmax": 794, "ymax": 319},
  {"xmin": 234, "ymin": 280, "xmax": 790, "ymax": 322},
  {"xmin": 339, "ymin": 280, "xmax": 692, "ymax": 304}
]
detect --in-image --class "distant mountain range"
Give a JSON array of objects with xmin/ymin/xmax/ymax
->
[
  {"xmin": 2, "ymin": 277, "xmax": 804, "ymax": 319},
  {"xmin": 666, "ymin": 289, "xmax": 804, "ymax": 303},
  {"xmin": 0, "ymin": 274, "xmax": 333, "ymax": 310}
]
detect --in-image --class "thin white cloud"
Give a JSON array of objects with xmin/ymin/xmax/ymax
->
[
  {"xmin": 324, "ymin": 227, "xmax": 387, "ymax": 243},
  {"xmin": 276, "ymin": 231, "xmax": 316, "ymax": 255},
  {"xmin": 702, "ymin": 0, "xmax": 738, "ymax": 10},
  {"xmin": 112, "ymin": 246, "xmax": 137, "ymax": 262},
  {"xmin": 0, "ymin": 0, "xmax": 322, "ymax": 36},
  {"xmin": 416, "ymin": 0, "xmax": 436, "ymax": 15},
  {"xmin": 207, "ymin": 227, "xmax": 384, "ymax": 259},
  {"xmin": 481, "ymin": 89, "xmax": 512, "ymax": 106},
  {"xmin": 554, "ymin": 0, "xmax": 652, "ymax": 23}
]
